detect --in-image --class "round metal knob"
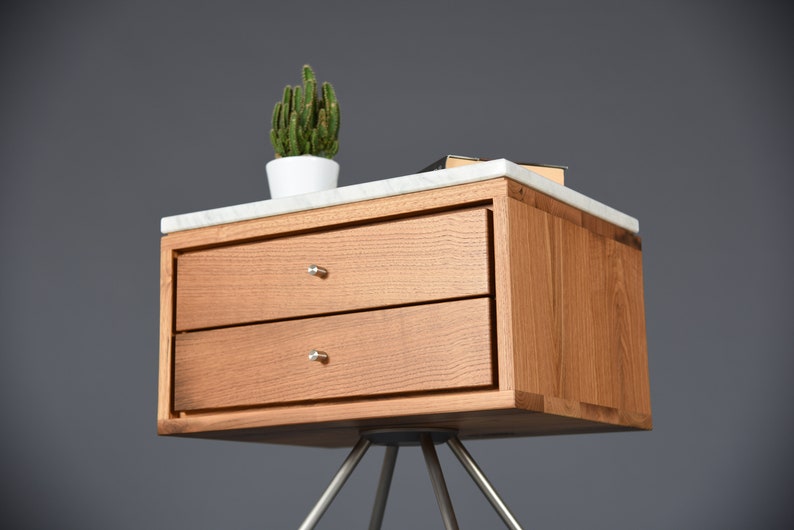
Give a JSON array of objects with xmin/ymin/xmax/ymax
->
[
  {"xmin": 307, "ymin": 264, "xmax": 328, "ymax": 278},
  {"xmin": 308, "ymin": 350, "xmax": 328, "ymax": 363}
]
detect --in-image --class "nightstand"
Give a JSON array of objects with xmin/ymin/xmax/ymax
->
[{"xmin": 158, "ymin": 160, "xmax": 651, "ymax": 528}]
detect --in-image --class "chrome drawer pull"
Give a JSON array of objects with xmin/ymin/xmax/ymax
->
[
  {"xmin": 307, "ymin": 264, "xmax": 328, "ymax": 278},
  {"xmin": 308, "ymin": 350, "xmax": 329, "ymax": 363}
]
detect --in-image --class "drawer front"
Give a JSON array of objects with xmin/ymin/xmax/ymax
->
[
  {"xmin": 175, "ymin": 208, "xmax": 492, "ymax": 331},
  {"xmin": 174, "ymin": 297, "xmax": 494, "ymax": 411}
]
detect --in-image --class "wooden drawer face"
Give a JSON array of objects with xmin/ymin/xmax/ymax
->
[
  {"xmin": 173, "ymin": 297, "xmax": 494, "ymax": 411},
  {"xmin": 175, "ymin": 208, "xmax": 492, "ymax": 331}
]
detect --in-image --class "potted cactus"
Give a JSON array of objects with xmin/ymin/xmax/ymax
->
[{"xmin": 266, "ymin": 65, "xmax": 340, "ymax": 198}]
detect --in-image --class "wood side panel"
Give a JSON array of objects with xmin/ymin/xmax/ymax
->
[
  {"xmin": 498, "ymin": 198, "xmax": 561, "ymax": 397},
  {"xmin": 491, "ymin": 197, "xmax": 516, "ymax": 390},
  {"xmin": 174, "ymin": 298, "xmax": 494, "ymax": 411},
  {"xmin": 558, "ymin": 214, "xmax": 650, "ymax": 414},
  {"xmin": 157, "ymin": 242, "xmax": 175, "ymax": 422},
  {"xmin": 505, "ymin": 180, "xmax": 641, "ymax": 250},
  {"xmin": 506, "ymin": 180, "xmax": 582, "ymax": 227},
  {"xmin": 501, "ymin": 198, "xmax": 650, "ymax": 416},
  {"xmin": 557, "ymin": 221, "xmax": 585, "ymax": 404},
  {"xmin": 608, "ymin": 239, "xmax": 651, "ymax": 415},
  {"xmin": 589, "ymin": 228, "xmax": 621, "ymax": 408},
  {"xmin": 175, "ymin": 208, "xmax": 492, "ymax": 331}
]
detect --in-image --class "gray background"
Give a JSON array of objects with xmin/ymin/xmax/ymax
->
[{"xmin": 1, "ymin": 1, "xmax": 792, "ymax": 528}]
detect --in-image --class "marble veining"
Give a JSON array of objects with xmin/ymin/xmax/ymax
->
[{"xmin": 160, "ymin": 159, "xmax": 640, "ymax": 234}]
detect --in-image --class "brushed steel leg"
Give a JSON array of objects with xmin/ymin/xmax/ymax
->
[
  {"xmin": 368, "ymin": 445, "xmax": 399, "ymax": 530},
  {"xmin": 294, "ymin": 430, "xmax": 523, "ymax": 530},
  {"xmin": 298, "ymin": 437, "xmax": 372, "ymax": 530},
  {"xmin": 447, "ymin": 436, "xmax": 524, "ymax": 530},
  {"xmin": 420, "ymin": 433, "xmax": 459, "ymax": 530}
]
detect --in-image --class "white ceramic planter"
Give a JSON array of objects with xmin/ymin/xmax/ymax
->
[{"xmin": 266, "ymin": 155, "xmax": 339, "ymax": 199}]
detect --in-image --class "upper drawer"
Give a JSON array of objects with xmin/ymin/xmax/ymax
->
[{"xmin": 175, "ymin": 208, "xmax": 492, "ymax": 331}]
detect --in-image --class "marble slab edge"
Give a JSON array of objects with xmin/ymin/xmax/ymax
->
[{"xmin": 160, "ymin": 159, "xmax": 640, "ymax": 234}]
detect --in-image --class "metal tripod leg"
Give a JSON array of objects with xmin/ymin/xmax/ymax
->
[
  {"xmin": 368, "ymin": 445, "xmax": 398, "ymax": 530},
  {"xmin": 295, "ymin": 430, "xmax": 523, "ymax": 530},
  {"xmin": 421, "ymin": 433, "xmax": 460, "ymax": 530},
  {"xmin": 447, "ymin": 436, "xmax": 524, "ymax": 530},
  {"xmin": 298, "ymin": 437, "xmax": 372, "ymax": 530}
]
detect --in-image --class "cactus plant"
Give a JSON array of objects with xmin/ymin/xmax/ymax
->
[{"xmin": 270, "ymin": 65, "xmax": 340, "ymax": 159}]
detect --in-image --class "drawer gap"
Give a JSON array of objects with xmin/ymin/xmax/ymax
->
[{"xmin": 174, "ymin": 293, "xmax": 496, "ymax": 334}]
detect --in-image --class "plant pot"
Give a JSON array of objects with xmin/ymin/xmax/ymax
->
[{"xmin": 266, "ymin": 155, "xmax": 339, "ymax": 199}]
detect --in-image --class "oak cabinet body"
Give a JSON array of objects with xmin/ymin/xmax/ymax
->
[{"xmin": 158, "ymin": 178, "xmax": 651, "ymax": 447}]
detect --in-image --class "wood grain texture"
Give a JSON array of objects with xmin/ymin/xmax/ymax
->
[
  {"xmin": 174, "ymin": 298, "xmax": 494, "ymax": 411},
  {"xmin": 498, "ymin": 197, "xmax": 651, "ymax": 416},
  {"xmin": 175, "ymin": 208, "xmax": 492, "ymax": 331},
  {"xmin": 557, "ymin": 216, "xmax": 651, "ymax": 413},
  {"xmin": 497, "ymin": 197, "xmax": 562, "ymax": 398}
]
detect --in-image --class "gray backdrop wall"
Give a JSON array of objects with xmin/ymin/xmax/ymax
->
[{"xmin": 2, "ymin": 1, "xmax": 792, "ymax": 528}]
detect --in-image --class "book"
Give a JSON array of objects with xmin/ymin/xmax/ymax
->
[{"xmin": 419, "ymin": 155, "xmax": 566, "ymax": 186}]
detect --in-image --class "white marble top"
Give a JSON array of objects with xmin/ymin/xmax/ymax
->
[{"xmin": 161, "ymin": 159, "xmax": 639, "ymax": 234}]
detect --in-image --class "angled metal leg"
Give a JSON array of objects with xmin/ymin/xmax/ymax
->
[
  {"xmin": 420, "ymin": 434, "xmax": 459, "ymax": 530},
  {"xmin": 447, "ymin": 436, "xmax": 524, "ymax": 530},
  {"xmin": 295, "ymin": 429, "xmax": 523, "ymax": 530},
  {"xmin": 368, "ymin": 445, "xmax": 399, "ymax": 530},
  {"xmin": 298, "ymin": 437, "xmax": 372, "ymax": 530}
]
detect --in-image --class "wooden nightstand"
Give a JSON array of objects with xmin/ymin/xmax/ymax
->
[
  {"xmin": 158, "ymin": 164, "xmax": 651, "ymax": 445},
  {"xmin": 157, "ymin": 161, "xmax": 651, "ymax": 528}
]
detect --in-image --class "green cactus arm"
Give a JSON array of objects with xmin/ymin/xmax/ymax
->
[
  {"xmin": 316, "ymin": 108, "xmax": 329, "ymax": 140},
  {"xmin": 270, "ymin": 93, "xmax": 289, "ymax": 156},
  {"xmin": 322, "ymin": 82, "xmax": 340, "ymax": 138},
  {"xmin": 279, "ymin": 86, "xmax": 292, "ymax": 129},
  {"xmin": 302, "ymin": 65, "xmax": 315, "ymax": 86},
  {"xmin": 302, "ymin": 66, "xmax": 318, "ymax": 127},
  {"xmin": 300, "ymin": 78, "xmax": 315, "ymax": 130},
  {"xmin": 288, "ymin": 112, "xmax": 300, "ymax": 156},
  {"xmin": 288, "ymin": 111, "xmax": 311, "ymax": 156},
  {"xmin": 270, "ymin": 101, "xmax": 281, "ymax": 129},
  {"xmin": 309, "ymin": 129, "xmax": 320, "ymax": 155},
  {"xmin": 280, "ymin": 129, "xmax": 290, "ymax": 155},
  {"xmin": 293, "ymin": 85, "xmax": 302, "ymax": 113},
  {"xmin": 274, "ymin": 130, "xmax": 285, "ymax": 156},
  {"xmin": 270, "ymin": 128, "xmax": 285, "ymax": 157},
  {"xmin": 310, "ymin": 109, "xmax": 325, "ymax": 157}
]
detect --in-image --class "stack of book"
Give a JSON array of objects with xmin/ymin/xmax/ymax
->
[{"xmin": 420, "ymin": 155, "xmax": 566, "ymax": 186}]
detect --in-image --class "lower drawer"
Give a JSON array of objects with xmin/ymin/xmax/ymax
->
[{"xmin": 173, "ymin": 297, "xmax": 494, "ymax": 411}]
